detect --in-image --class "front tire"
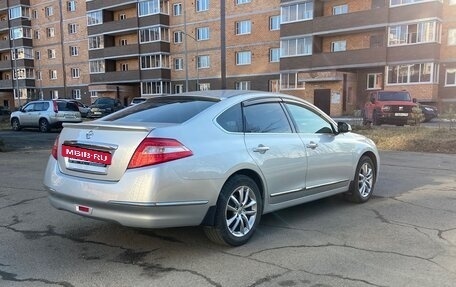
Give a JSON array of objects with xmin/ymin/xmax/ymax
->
[
  {"xmin": 11, "ymin": 118, "xmax": 21, "ymax": 131},
  {"xmin": 204, "ymin": 175, "xmax": 262, "ymax": 246},
  {"xmin": 345, "ymin": 156, "xmax": 376, "ymax": 203},
  {"xmin": 39, "ymin": 119, "xmax": 50, "ymax": 133}
]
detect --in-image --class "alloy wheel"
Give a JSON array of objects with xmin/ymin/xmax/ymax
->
[{"xmin": 225, "ymin": 186, "xmax": 257, "ymax": 237}]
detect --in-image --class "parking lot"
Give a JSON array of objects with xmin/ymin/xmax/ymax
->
[{"xmin": 0, "ymin": 130, "xmax": 456, "ymax": 286}]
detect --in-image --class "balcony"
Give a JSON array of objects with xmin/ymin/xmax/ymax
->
[
  {"xmin": 89, "ymin": 44, "xmax": 140, "ymax": 60},
  {"xmin": 280, "ymin": 47, "xmax": 387, "ymax": 71},
  {"xmin": 87, "ymin": 0, "xmax": 136, "ymax": 11},
  {"xmin": 138, "ymin": 14, "xmax": 169, "ymax": 27},
  {"xmin": 139, "ymin": 42, "xmax": 170, "ymax": 54},
  {"xmin": 90, "ymin": 70, "xmax": 141, "ymax": 84},
  {"xmin": 141, "ymin": 69, "xmax": 171, "ymax": 80},
  {"xmin": 281, "ymin": 7, "xmax": 388, "ymax": 38},
  {"xmin": 389, "ymin": 1, "xmax": 443, "ymax": 23},
  {"xmin": 0, "ymin": 60, "xmax": 11, "ymax": 70},
  {"xmin": 88, "ymin": 17, "xmax": 138, "ymax": 36},
  {"xmin": 387, "ymin": 43, "xmax": 441, "ymax": 63},
  {"xmin": 0, "ymin": 40, "xmax": 10, "ymax": 51},
  {"xmin": 0, "ymin": 21, "xmax": 8, "ymax": 31},
  {"xmin": 0, "ymin": 79, "xmax": 12, "ymax": 89}
]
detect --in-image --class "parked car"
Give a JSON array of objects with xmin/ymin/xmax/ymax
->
[
  {"xmin": 87, "ymin": 97, "xmax": 124, "ymax": 118},
  {"xmin": 10, "ymin": 100, "xmax": 81, "ymax": 132},
  {"xmin": 419, "ymin": 104, "xmax": 438, "ymax": 122},
  {"xmin": 363, "ymin": 90, "xmax": 417, "ymax": 126},
  {"xmin": 43, "ymin": 90, "xmax": 379, "ymax": 246},
  {"xmin": 66, "ymin": 100, "xmax": 90, "ymax": 118},
  {"xmin": 129, "ymin": 97, "xmax": 148, "ymax": 106}
]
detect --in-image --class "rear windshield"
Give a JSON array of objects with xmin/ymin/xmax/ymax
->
[
  {"xmin": 57, "ymin": 101, "xmax": 79, "ymax": 112},
  {"xmin": 378, "ymin": 92, "xmax": 411, "ymax": 101},
  {"xmin": 103, "ymin": 97, "xmax": 219, "ymax": 124},
  {"xmin": 94, "ymin": 98, "xmax": 115, "ymax": 105}
]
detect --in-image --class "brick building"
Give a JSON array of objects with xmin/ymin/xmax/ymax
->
[{"xmin": 0, "ymin": 0, "xmax": 455, "ymax": 116}]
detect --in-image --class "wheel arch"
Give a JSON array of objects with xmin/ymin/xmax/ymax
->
[{"xmin": 361, "ymin": 151, "xmax": 378, "ymax": 179}]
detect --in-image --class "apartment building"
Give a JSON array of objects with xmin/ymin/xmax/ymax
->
[
  {"xmin": 1, "ymin": 0, "xmax": 455, "ymax": 116},
  {"xmin": 280, "ymin": 0, "xmax": 456, "ymax": 116}
]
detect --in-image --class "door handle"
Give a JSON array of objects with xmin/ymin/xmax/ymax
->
[
  {"xmin": 306, "ymin": 142, "xmax": 318, "ymax": 149},
  {"xmin": 253, "ymin": 144, "xmax": 270, "ymax": 154}
]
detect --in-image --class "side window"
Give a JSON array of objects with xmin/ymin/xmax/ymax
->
[
  {"xmin": 243, "ymin": 102, "xmax": 292, "ymax": 133},
  {"xmin": 285, "ymin": 103, "xmax": 334, "ymax": 134},
  {"xmin": 34, "ymin": 102, "xmax": 44, "ymax": 111},
  {"xmin": 216, "ymin": 104, "xmax": 243, "ymax": 132},
  {"xmin": 24, "ymin": 104, "xmax": 35, "ymax": 112},
  {"xmin": 43, "ymin": 102, "xmax": 50, "ymax": 111}
]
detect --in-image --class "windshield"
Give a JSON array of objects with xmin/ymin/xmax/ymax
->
[
  {"xmin": 378, "ymin": 92, "xmax": 411, "ymax": 101},
  {"xmin": 103, "ymin": 96, "xmax": 219, "ymax": 124}
]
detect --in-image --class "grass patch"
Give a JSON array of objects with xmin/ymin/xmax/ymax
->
[{"xmin": 354, "ymin": 126, "xmax": 456, "ymax": 154}]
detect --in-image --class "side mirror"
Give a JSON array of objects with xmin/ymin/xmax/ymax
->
[
  {"xmin": 338, "ymin": 122, "xmax": 352, "ymax": 133},
  {"xmin": 412, "ymin": 98, "xmax": 417, "ymax": 103}
]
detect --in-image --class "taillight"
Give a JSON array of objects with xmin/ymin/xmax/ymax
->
[
  {"xmin": 53, "ymin": 100, "xmax": 58, "ymax": 113},
  {"xmin": 51, "ymin": 135, "xmax": 59, "ymax": 159},
  {"xmin": 128, "ymin": 138, "xmax": 193, "ymax": 169}
]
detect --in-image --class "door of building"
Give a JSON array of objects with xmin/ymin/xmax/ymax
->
[{"xmin": 314, "ymin": 89, "xmax": 331, "ymax": 115}]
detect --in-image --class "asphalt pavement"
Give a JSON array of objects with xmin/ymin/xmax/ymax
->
[{"xmin": 0, "ymin": 133, "xmax": 455, "ymax": 286}]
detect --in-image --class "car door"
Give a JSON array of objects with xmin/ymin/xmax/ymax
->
[
  {"xmin": 284, "ymin": 101, "xmax": 353, "ymax": 195},
  {"xmin": 243, "ymin": 99, "xmax": 308, "ymax": 204},
  {"xmin": 20, "ymin": 103, "xmax": 36, "ymax": 126}
]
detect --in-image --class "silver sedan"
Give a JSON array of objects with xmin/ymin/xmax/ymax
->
[{"xmin": 43, "ymin": 90, "xmax": 379, "ymax": 246}]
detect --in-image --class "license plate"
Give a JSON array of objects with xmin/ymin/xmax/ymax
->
[
  {"xmin": 395, "ymin": 113, "xmax": 408, "ymax": 117},
  {"xmin": 94, "ymin": 112, "xmax": 102, "ymax": 115},
  {"xmin": 61, "ymin": 145, "xmax": 112, "ymax": 165}
]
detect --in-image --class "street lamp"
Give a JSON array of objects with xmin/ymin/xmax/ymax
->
[{"xmin": 182, "ymin": 31, "xmax": 199, "ymax": 92}]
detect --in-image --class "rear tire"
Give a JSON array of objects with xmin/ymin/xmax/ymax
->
[
  {"xmin": 345, "ymin": 156, "xmax": 376, "ymax": 203},
  {"xmin": 204, "ymin": 175, "xmax": 262, "ymax": 246},
  {"xmin": 11, "ymin": 118, "xmax": 21, "ymax": 131},
  {"xmin": 39, "ymin": 119, "xmax": 50, "ymax": 133}
]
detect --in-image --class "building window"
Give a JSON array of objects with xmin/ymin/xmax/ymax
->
[
  {"xmin": 121, "ymin": 63, "xmax": 129, "ymax": 71},
  {"xmin": 87, "ymin": 11, "xmax": 103, "ymax": 26},
  {"xmin": 269, "ymin": 79, "xmax": 280, "ymax": 92},
  {"xmin": 196, "ymin": 27, "xmax": 210, "ymax": 41},
  {"xmin": 34, "ymin": 30, "xmax": 40, "ymax": 39},
  {"xmin": 48, "ymin": 49, "xmax": 56, "ymax": 59},
  {"xmin": 68, "ymin": 23, "xmax": 77, "ymax": 34},
  {"xmin": 173, "ymin": 3, "xmax": 182, "ymax": 16},
  {"xmin": 174, "ymin": 58, "xmax": 184, "ymax": 70},
  {"xmin": 390, "ymin": 0, "xmax": 442, "ymax": 7},
  {"xmin": 49, "ymin": 70, "xmax": 57, "ymax": 80},
  {"xmin": 331, "ymin": 40, "xmax": 346, "ymax": 52},
  {"xmin": 140, "ymin": 26, "xmax": 169, "ymax": 43},
  {"xmin": 12, "ymin": 48, "xmax": 34, "ymax": 60},
  {"xmin": 199, "ymin": 83, "xmax": 211, "ymax": 91},
  {"xmin": 196, "ymin": 0, "xmax": 209, "ymax": 12},
  {"xmin": 236, "ymin": 51, "xmax": 251, "ymax": 65},
  {"xmin": 141, "ymin": 54, "xmax": 170, "ymax": 69},
  {"xmin": 89, "ymin": 36, "xmax": 104, "ymax": 49},
  {"xmin": 70, "ymin": 46, "xmax": 79, "ymax": 56},
  {"xmin": 32, "ymin": 9, "xmax": 38, "ymax": 19},
  {"xmin": 71, "ymin": 68, "xmax": 80, "ymax": 78},
  {"xmin": 281, "ymin": 37, "xmax": 312, "ymax": 57},
  {"xmin": 9, "ymin": 6, "xmax": 30, "ymax": 19},
  {"xmin": 269, "ymin": 48, "xmax": 280, "ymax": 62},
  {"xmin": 174, "ymin": 31, "xmax": 183, "ymax": 43},
  {"xmin": 333, "ymin": 4, "xmax": 348, "ymax": 15},
  {"xmin": 47, "ymin": 27, "xmax": 55, "ymax": 38},
  {"xmin": 120, "ymin": 39, "xmax": 128, "ymax": 46},
  {"xmin": 119, "ymin": 13, "xmax": 127, "ymax": 20},
  {"xmin": 281, "ymin": 1, "xmax": 313, "ymax": 23},
  {"xmin": 174, "ymin": 84, "xmax": 184, "ymax": 94},
  {"xmin": 197, "ymin": 55, "xmax": 210, "ymax": 69},
  {"xmin": 67, "ymin": 1, "xmax": 76, "ymax": 12},
  {"xmin": 45, "ymin": 6, "xmax": 53, "ymax": 16},
  {"xmin": 90, "ymin": 91, "xmax": 98, "ymax": 98},
  {"xmin": 141, "ymin": 81, "xmax": 171, "ymax": 95},
  {"xmin": 367, "ymin": 73, "xmax": 383, "ymax": 90},
  {"xmin": 445, "ymin": 69, "xmax": 456, "ymax": 86},
  {"xmin": 448, "ymin": 28, "xmax": 456, "ymax": 46},
  {"xmin": 72, "ymin": 89, "xmax": 81, "ymax": 100},
  {"xmin": 388, "ymin": 21, "xmax": 440, "ymax": 46},
  {"xmin": 138, "ymin": 0, "xmax": 168, "ymax": 16},
  {"xmin": 281, "ymin": 73, "xmax": 305, "ymax": 90},
  {"xmin": 236, "ymin": 20, "xmax": 251, "ymax": 35},
  {"xmin": 35, "ymin": 51, "xmax": 41, "ymax": 60},
  {"xmin": 36, "ymin": 71, "xmax": 42, "ymax": 80},
  {"xmin": 236, "ymin": 0, "xmax": 251, "ymax": 4},
  {"xmin": 270, "ymin": 15, "xmax": 280, "ymax": 31},
  {"xmin": 89, "ymin": 60, "xmax": 105, "ymax": 73},
  {"xmin": 11, "ymin": 27, "xmax": 32, "ymax": 39},
  {"xmin": 235, "ymin": 81, "xmax": 250, "ymax": 90},
  {"xmin": 51, "ymin": 90, "xmax": 59, "ymax": 99},
  {"xmin": 13, "ymin": 68, "xmax": 34, "ymax": 79},
  {"xmin": 387, "ymin": 62, "xmax": 438, "ymax": 84}
]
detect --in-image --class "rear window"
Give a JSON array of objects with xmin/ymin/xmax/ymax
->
[
  {"xmin": 57, "ymin": 101, "xmax": 79, "ymax": 112},
  {"xmin": 104, "ymin": 97, "xmax": 218, "ymax": 124}
]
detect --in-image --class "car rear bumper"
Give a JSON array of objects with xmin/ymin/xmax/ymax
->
[{"xmin": 46, "ymin": 189, "xmax": 210, "ymax": 228}]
